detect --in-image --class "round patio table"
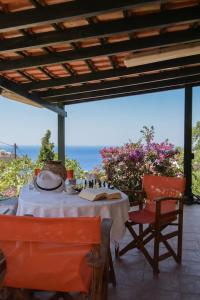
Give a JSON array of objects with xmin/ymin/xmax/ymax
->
[{"xmin": 17, "ymin": 185, "xmax": 130, "ymax": 242}]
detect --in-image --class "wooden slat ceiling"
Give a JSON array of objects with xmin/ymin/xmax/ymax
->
[{"xmin": 0, "ymin": 0, "xmax": 200, "ymax": 110}]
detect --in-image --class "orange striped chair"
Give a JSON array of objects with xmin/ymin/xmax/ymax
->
[{"xmin": 119, "ymin": 174, "xmax": 186, "ymax": 275}]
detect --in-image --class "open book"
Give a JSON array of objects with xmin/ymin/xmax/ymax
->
[{"xmin": 79, "ymin": 188, "xmax": 121, "ymax": 201}]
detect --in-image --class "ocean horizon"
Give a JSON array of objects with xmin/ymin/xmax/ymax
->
[
  {"xmin": 1, "ymin": 145, "xmax": 105, "ymax": 171},
  {"xmin": 1, "ymin": 140, "xmax": 184, "ymax": 172}
]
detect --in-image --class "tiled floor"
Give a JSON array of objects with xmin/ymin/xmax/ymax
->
[{"xmin": 108, "ymin": 204, "xmax": 200, "ymax": 300}]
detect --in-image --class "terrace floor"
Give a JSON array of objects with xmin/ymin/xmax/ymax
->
[{"xmin": 108, "ymin": 204, "xmax": 200, "ymax": 300}]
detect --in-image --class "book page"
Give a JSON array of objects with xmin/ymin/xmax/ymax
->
[
  {"xmin": 79, "ymin": 188, "xmax": 121, "ymax": 201},
  {"xmin": 79, "ymin": 188, "xmax": 106, "ymax": 201},
  {"xmin": 91, "ymin": 188, "xmax": 121, "ymax": 200},
  {"xmin": 105, "ymin": 189, "xmax": 121, "ymax": 200}
]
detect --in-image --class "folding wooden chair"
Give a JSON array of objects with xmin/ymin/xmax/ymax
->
[
  {"xmin": 119, "ymin": 174, "xmax": 186, "ymax": 276},
  {"xmin": 0, "ymin": 215, "xmax": 113, "ymax": 300}
]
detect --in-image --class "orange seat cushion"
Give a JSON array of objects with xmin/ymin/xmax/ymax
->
[
  {"xmin": 129, "ymin": 208, "xmax": 177, "ymax": 225},
  {"xmin": 128, "ymin": 209, "xmax": 155, "ymax": 224}
]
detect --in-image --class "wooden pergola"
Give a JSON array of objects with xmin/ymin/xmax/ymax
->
[{"xmin": 0, "ymin": 0, "xmax": 199, "ymax": 202}]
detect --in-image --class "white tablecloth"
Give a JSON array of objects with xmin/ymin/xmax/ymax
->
[{"xmin": 17, "ymin": 185, "xmax": 130, "ymax": 242}]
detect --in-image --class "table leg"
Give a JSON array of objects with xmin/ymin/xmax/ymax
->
[{"xmin": 109, "ymin": 248, "xmax": 116, "ymax": 287}]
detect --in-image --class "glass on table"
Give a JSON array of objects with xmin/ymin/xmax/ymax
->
[
  {"xmin": 28, "ymin": 175, "xmax": 35, "ymax": 191},
  {"xmin": 34, "ymin": 168, "xmax": 41, "ymax": 176},
  {"xmin": 66, "ymin": 169, "xmax": 74, "ymax": 180}
]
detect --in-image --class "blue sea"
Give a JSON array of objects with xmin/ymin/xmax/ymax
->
[{"xmin": 1, "ymin": 145, "xmax": 104, "ymax": 171}]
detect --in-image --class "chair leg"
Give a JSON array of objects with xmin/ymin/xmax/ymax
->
[
  {"xmin": 123, "ymin": 223, "xmax": 155, "ymax": 270},
  {"xmin": 119, "ymin": 222, "xmax": 153, "ymax": 257},
  {"xmin": 119, "ymin": 221, "xmax": 139, "ymax": 256},
  {"xmin": 91, "ymin": 247, "xmax": 110, "ymax": 300},
  {"xmin": 159, "ymin": 231, "xmax": 179, "ymax": 263},
  {"xmin": 119, "ymin": 239, "xmax": 138, "ymax": 256},
  {"xmin": 92, "ymin": 265, "xmax": 108, "ymax": 300},
  {"xmin": 102, "ymin": 263, "xmax": 109, "ymax": 300},
  {"xmin": 153, "ymin": 229, "xmax": 160, "ymax": 276},
  {"xmin": 139, "ymin": 224, "xmax": 143, "ymax": 241}
]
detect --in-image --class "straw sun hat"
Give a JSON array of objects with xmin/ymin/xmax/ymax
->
[{"xmin": 34, "ymin": 170, "xmax": 65, "ymax": 192}]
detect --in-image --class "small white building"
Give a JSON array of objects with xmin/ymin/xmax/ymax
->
[{"xmin": 0, "ymin": 149, "xmax": 15, "ymax": 162}]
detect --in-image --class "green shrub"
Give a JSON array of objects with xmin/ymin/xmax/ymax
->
[
  {"xmin": 37, "ymin": 130, "xmax": 54, "ymax": 165},
  {"xmin": 0, "ymin": 156, "xmax": 34, "ymax": 197}
]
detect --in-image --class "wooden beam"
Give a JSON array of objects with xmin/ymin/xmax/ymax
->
[
  {"xmin": 0, "ymin": 76, "xmax": 67, "ymax": 117},
  {"xmin": 1, "ymin": 28, "xmax": 200, "ymax": 72},
  {"xmin": 48, "ymin": 74, "xmax": 200, "ymax": 103},
  {"xmin": 39, "ymin": 55, "xmax": 200, "ymax": 98},
  {"xmin": 0, "ymin": 6, "xmax": 199, "ymax": 53},
  {"xmin": 63, "ymin": 80, "xmax": 200, "ymax": 106},
  {"xmin": 0, "ymin": 0, "xmax": 158, "ymax": 33},
  {"xmin": 25, "ymin": 62, "xmax": 200, "ymax": 93}
]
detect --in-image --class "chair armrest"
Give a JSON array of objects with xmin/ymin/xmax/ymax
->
[
  {"xmin": 154, "ymin": 196, "xmax": 185, "ymax": 222},
  {"xmin": 155, "ymin": 196, "xmax": 184, "ymax": 203}
]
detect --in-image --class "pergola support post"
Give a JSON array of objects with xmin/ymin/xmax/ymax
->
[
  {"xmin": 58, "ymin": 104, "xmax": 65, "ymax": 166},
  {"xmin": 184, "ymin": 86, "xmax": 193, "ymax": 204}
]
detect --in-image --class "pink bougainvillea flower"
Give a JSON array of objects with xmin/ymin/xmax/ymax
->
[{"xmin": 100, "ymin": 130, "xmax": 181, "ymax": 191}]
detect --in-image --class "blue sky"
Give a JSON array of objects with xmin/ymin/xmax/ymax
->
[{"xmin": 0, "ymin": 87, "xmax": 199, "ymax": 147}]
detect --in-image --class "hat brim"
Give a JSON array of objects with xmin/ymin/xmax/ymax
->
[{"xmin": 33, "ymin": 176, "xmax": 65, "ymax": 193}]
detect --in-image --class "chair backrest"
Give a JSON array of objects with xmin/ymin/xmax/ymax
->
[
  {"xmin": 0, "ymin": 215, "xmax": 101, "ymax": 293},
  {"xmin": 143, "ymin": 174, "xmax": 185, "ymax": 213}
]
